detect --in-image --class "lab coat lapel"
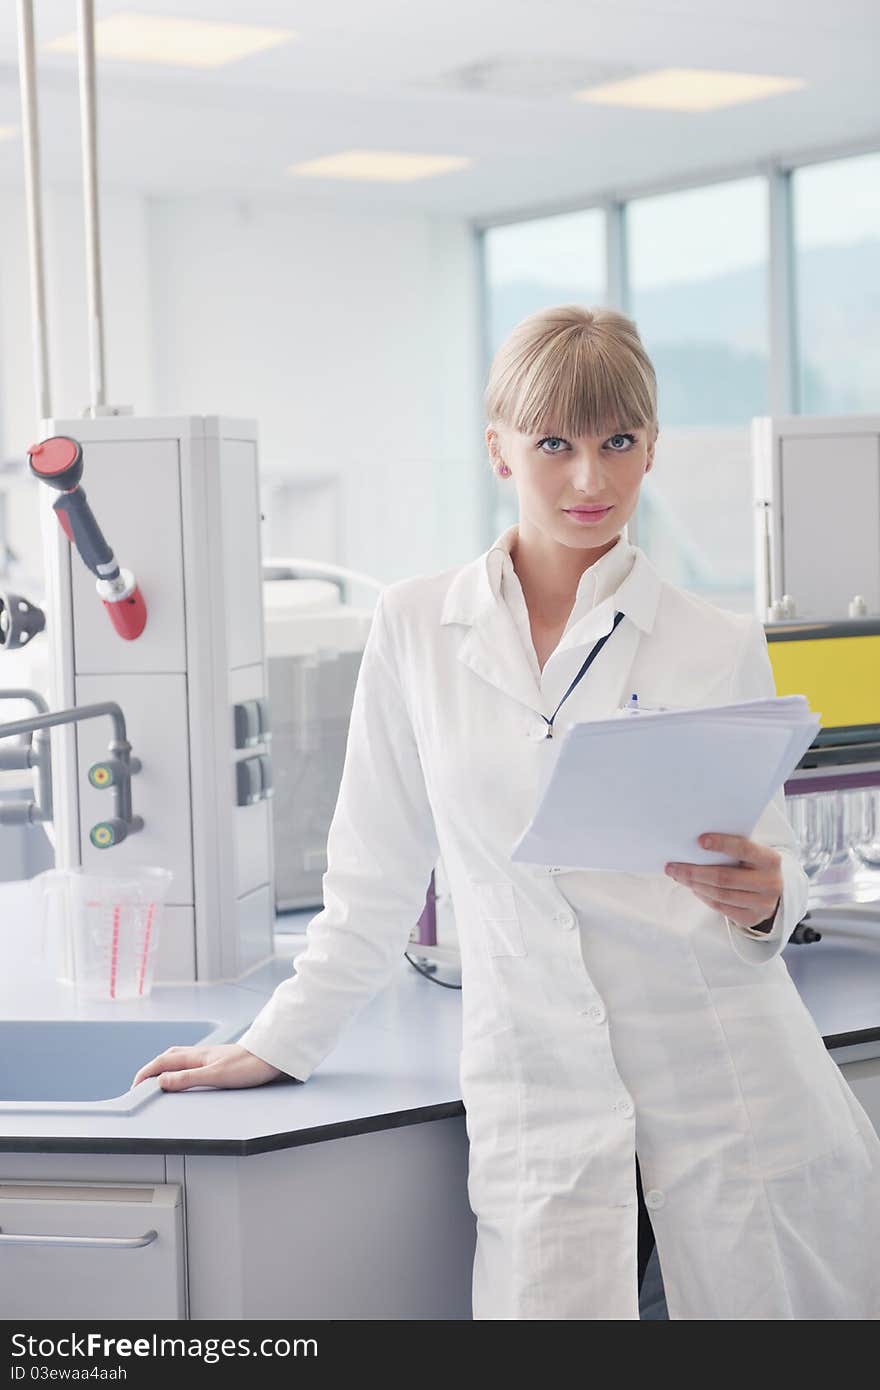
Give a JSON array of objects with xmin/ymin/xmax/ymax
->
[
  {"xmin": 440, "ymin": 544, "xmax": 662, "ymax": 721},
  {"xmin": 544, "ymin": 602, "xmax": 643, "ymax": 725},
  {"xmin": 451, "ymin": 595, "xmax": 544, "ymax": 713}
]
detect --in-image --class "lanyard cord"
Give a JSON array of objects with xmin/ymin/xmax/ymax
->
[{"xmin": 540, "ymin": 609, "xmax": 627, "ymax": 739}]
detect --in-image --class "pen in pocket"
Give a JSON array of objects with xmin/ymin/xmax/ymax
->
[{"xmin": 619, "ymin": 693, "xmax": 670, "ymax": 716}]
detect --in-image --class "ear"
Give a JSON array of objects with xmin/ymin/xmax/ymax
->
[
  {"xmin": 485, "ymin": 424, "xmax": 503, "ymax": 469},
  {"xmin": 645, "ymin": 429, "xmax": 658, "ymax": 473}
]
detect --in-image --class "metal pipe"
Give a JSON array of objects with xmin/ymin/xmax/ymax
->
[
  {"xmin": 76, "ymin": 0, "xmax": 107, "ymax": 412},
  {"xmin": 0, "ymin": 700, "xmax": 126, "ymax": 748},
  {"xmin": 0, "ymin": 700, "xmax": 138, "ymax": 827},
  {"xmin": 0, "ymin": 686, "xmax": 49, "ymax": 715},
  {"xmin": 15, "ymin": 0, "xmax": 52, "ymax": 421}
]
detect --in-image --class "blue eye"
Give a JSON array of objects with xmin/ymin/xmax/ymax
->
[{"xmin": 536, "ymin": 432, "xmax": 637, "ymax": 454}]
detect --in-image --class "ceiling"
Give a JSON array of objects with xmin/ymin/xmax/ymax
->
[{"xmin": 0, "ymin": 0, "xmax": 877, "ymax": 221}]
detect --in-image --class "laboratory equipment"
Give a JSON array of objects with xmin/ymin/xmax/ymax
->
[
  {"xmin": 36, "ymin": 416, "xmax": 276, "ymax": 984},
  {"xmin": 261, "ymin": 558, "xmax": 453, "ymax": 978},
  {"xmin": 261, "ymin": 566, "xmax": 373, "ymax": 911},
  {"xmin": 0, "ymin": 591, "xmax": 45, "ymax": 649},
  {"xmin": 36, "ymin": 865, "xmax": 172, "ymax": 1001},
  {"xmin": 0, "ymin": 693, "xmax": 142, "ymax": 848},
  {"xmin": 2, "ymin": 2, "xmax": 276, "ymax": 983},
  {"xmin": 753, "ymin": 415, "xmax": 880, "ymax": 923},
  {"xmin": 28, "ymin": 434, "xmax": 147, "ymax": 641},
  {"xmin": 753, "ymin": 413, "xmax": 880, "ymax": 623},
  {"xmin": 767, "ymin": 618, "xmax": 880, "ymax": 910}
]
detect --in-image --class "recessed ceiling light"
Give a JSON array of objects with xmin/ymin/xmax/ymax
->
[
  {"xmin": 0, "ymin": 126, "xmax": 19, "ymax": 142},
  {"xmin": 288, "ymin": 151, "xmax": 472, "ymax": 183},
  {"xmin": 45, "ymin": 13, "xmax": 296, "ymax": 69},
  {"xmin": 574, "ymin": 68, "xmax": 806, "ymax": 112}
]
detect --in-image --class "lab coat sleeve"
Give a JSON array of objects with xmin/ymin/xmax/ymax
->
[
  {"xmin": 236, "ymin": 587, "xmax": 440, "ymax": 1081},
  {"xmin": 722, "ymin": 614, "xmax": 810, "ymax": 966}
]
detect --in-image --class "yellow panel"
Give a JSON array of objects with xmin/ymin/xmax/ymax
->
[{"xmin": 766, "ymin": 634, "xmax": 880, "ymax": 727}]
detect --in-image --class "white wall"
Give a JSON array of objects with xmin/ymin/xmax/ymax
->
[
  {"xmin": 147, "ymin": 196, "xmax": 483, "ymax": 583},
  {"xmin": 0, "ymin": 188, "xmax": 485, "ymax": 591}
]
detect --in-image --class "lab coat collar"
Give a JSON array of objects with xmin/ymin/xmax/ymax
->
[
  {"xmin": 440, "ymin": 525, "xmax": 662, "ymax": 718},
  {"xmin": 486, "ymin": 523, "xmax": 636, "ymax": 616},
  {"xmin": 440, "ymin": 526, "xmax": 661, "ymax": 635}
]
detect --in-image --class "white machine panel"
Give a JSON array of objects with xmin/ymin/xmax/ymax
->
[
  {"xmin": 74, "ymin": 671, "xmax": 193, "ymax": 901},
  {"xmin": 219, "ymin": 434, "xmax": 264, "ymax": 672},
  {"xmin": 781, "ymin": 433, "xmax": 880, "ymax": 618},
  {"xmin": 228, "ymin": 662, "xmax": 271, "ymax": 899},
  {"xmin": 42, "ymin": 416, "xmax": 275, "ymax": 982},
  {"xmin": 753, "ymin": 414, "xmax": 880, "ymax": 620},
  {"xmin": 69, "ymin": 440, "xmax": 187, "ymax": 675}
]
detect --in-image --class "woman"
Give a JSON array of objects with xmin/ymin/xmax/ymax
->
[{"xmin": 134, "ymin": 305, "xmax": 880, "ymax": 1320}]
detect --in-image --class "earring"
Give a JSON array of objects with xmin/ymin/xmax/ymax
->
[{"xmin": 496, "ymin": 463, "xmax": 510, "ymax": 477}]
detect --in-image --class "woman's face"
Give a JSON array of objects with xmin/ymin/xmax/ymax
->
[{"xmin": 486, "ymin": 420, "xmax": 656, "ymax": 548}]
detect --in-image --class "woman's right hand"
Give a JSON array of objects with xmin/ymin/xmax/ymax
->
[{"xmin": 131, "ymin": 1044, "xmax": 286, "ymax": 1093}]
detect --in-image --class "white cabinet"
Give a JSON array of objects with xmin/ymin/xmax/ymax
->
[
  {"xmin": 0, "ymin": 1180, "xmax": 186, "ymax": 1320},
  {"xmin": 184, "ymin": 1117, "xmax": 475, "ymax": 1319}
]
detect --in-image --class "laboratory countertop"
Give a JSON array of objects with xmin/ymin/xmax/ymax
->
[{"xmin": 0, "ymin": 880, "xmax": 878, "ymax": 1158}]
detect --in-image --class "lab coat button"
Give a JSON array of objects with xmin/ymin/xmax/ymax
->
[
  {"xmin": 527, "ymin": 721, "xmax": 548, "ymax": 740},
  {"xmin": 554, "ymin": 911, "xmax": 575, "ymax": 929},
  {"xmin": 645, "ymin": 1189, "xmax": 665, "ymax": 1210},
  {"xmin": 584, "ymin": 1003, "xmax": 606, "ymax": 1023},
  {"xmin": 614, "ymin": 1098, "xmax": 635, "ymax": 1117}
]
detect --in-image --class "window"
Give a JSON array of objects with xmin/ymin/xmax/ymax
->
[
  {"xmin": 479, "ymin": 156, "xmax": 880, "ymax": 612},
  {"xmin": 792, "ymin": 151, "xmax": 880, "ymax": 415},
  {"xmin": 482, "ymin": 210, "xmax": 605, "ymax": 357},
  {"xmin": 626, "ymin": 177, "xmax": 769, "ymax": 429},
  {"xmin": 625, "ymin": 178, "xmax": 769, "ymax": 607},
  {"xmin": 482, "ymin": 210, "xmax": 606, "ymax": 537}
]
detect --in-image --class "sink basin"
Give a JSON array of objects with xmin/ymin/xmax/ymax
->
[{"xmin": 0, "ymin": 1019, "xmax": 238, "ymax": 1113}]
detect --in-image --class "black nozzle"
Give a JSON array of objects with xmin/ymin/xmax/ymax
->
[{"xmin": 0, "ymin": 591, "xmax": 46, "ymax": 650}]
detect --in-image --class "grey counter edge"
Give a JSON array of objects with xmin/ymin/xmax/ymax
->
[
  {"xmin": 1, "ymin": 1029, "xmax": 876, "ymax": 1158},
  {"xmin": 0, "ymin": 1097, "xmax": 466, "ymax": 1157}
]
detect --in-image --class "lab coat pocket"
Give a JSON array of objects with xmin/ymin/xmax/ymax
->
[{"xmin": 472, "ymin": 881, "xmax": 528, "ymax": 958}]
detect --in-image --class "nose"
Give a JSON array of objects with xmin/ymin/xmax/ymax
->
[{"xmin": 570, "ymin": 445, "xmax": 606, "ymax": 492}]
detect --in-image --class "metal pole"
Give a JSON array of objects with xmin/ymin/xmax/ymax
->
[
  {"xmin": 15, "ymin": 0, "xmax": 52, "ymax": 421},
  {"xmin": 767, "ymin": 162, "xmax": 798, "ymax": 415},
  {"xmin": 76, "ymin": 0, "xmax": 107, "ymax": 412}
]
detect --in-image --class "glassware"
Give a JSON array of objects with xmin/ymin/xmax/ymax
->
[
  {"xmin": 33, "ymin": 866, "xmax": 173, "ymax": 1001},
  {"xmin": 851, "ymin": 788, "xmax": 880, "ymax": 869},
  {"xmin": 785, "ymin": 794, "xmax": 834, "ymax": 879}
]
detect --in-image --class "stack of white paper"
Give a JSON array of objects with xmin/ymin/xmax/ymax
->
[{"xmin": 510, "ymin": 695, "xmax": 820, "ymax": 875}]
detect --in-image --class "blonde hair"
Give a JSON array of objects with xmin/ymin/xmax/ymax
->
[{"xmin": 485, "ymin": 304, "xmax": 658, "ymax": 442}]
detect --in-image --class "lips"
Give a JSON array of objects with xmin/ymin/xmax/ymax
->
[{"xmin": 566, "ymin": 507, "xmax": 611, "ymax": 514}]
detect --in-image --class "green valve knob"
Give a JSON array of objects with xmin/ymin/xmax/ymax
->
[{"xmin": 90, "ymin": 818, "xmax": 127, "ymax": 849}]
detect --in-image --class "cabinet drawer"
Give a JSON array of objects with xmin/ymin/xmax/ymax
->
[{"xmin": 0, "ymin": 1181, "xmax": 185, "ymax": 1319}]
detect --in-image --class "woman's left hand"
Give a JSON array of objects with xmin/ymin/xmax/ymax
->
[{"xmin": 665, "ymin": 833, "xmax": 783, "ymax": 931}]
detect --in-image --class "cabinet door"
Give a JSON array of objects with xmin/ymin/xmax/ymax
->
[{"xmin": 0, "ymin": 1181, "xmax": 185, "ymax": 1319}]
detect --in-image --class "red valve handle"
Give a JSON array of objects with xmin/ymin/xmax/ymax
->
[{"xmin": 102, "ymin": 585, "xmax": 147, "ymax": 641}]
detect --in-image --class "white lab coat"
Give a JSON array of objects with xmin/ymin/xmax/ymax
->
[{"xmin": 238, "ymin": 531, "xmax": 880, "ymax": 1320}]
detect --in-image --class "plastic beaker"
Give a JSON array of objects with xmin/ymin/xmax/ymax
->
[{"xmin": 34, "ymin": 867, "xmax": 173, "ymax": 1001}]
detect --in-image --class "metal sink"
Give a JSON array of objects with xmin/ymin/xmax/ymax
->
[{"xmin": 0, "ymin": 1018, "xmax": 234, "ymax": 1113}]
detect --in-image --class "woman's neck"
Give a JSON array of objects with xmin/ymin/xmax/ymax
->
[{"xmin": 510, "ymin": 526, "xmax": 622, "ymax": 621}]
